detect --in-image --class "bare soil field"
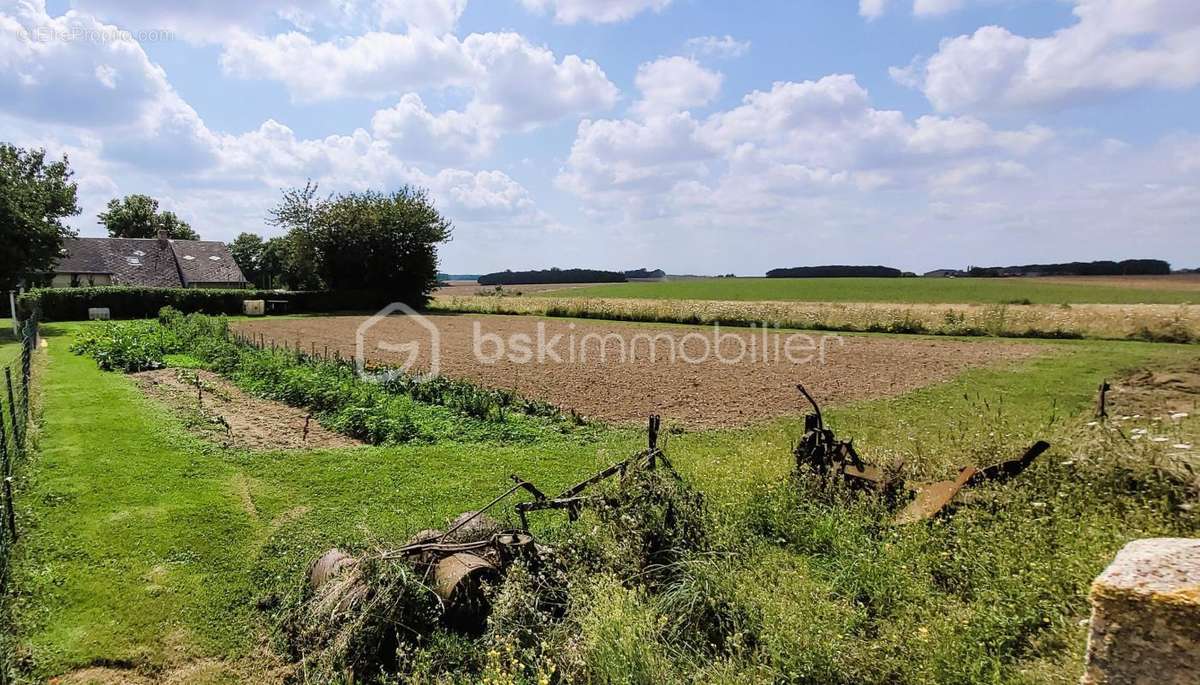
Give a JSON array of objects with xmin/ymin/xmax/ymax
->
[
  {"xmin": 235, "ymin": 314, "xmax": 1040, "ymax": 427},
  {"xmin": 134, "ymin": 368, "xmax": 362, "ymax": 450}
]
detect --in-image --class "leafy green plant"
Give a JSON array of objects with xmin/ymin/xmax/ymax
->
[{"xmin": 68, "ymin": 319, "xmax": 181, "ymax": 372}]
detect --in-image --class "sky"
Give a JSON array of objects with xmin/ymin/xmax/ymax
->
[{"xmin": 2, "ymin": 0, "xmax": 1199, "ymax": 275}]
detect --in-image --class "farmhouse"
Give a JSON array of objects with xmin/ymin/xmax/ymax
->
[{"xmin": 49, "ymin": 230, "xmax": 249, "ymax": 289}]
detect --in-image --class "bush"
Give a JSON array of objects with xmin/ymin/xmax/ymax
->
[{"xmin": 18, "ymin": 286, "xmax": 391, "ymax": 321}]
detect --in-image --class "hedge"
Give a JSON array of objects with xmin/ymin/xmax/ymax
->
[{"xmin": 17, "ymin": 287, "xmax": 399, "ymax": 321}]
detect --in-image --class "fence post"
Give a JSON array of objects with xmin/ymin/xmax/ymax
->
[
  {"xmin": 2, "ymin": 477, "xmax": 15, "ymax": 543},
  {"xmin": 20, "ymin": 322, "xmax": 32, "ymax": 421},
  {"xmin": 0, "ymin": 393, "xmax": 8, "ymax": 477},
  {"xmin": 4, "ymin": 369, "xmax": 17, "ymax": 454}
]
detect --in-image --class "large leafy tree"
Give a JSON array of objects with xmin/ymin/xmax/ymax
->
[
  {"xmin": 98, "ymin": 194, "xmax": 200, "ymax": 240},
  {"xmin": 229, "ymin": 231, "xmax": 324, "ymax": 290},
  {"xmin": 229, "ymin": 232, "xmax": 266, "ymax": 287},
  {"xmin": 0, "ymin": 143, "xmax": 81, "ymax": 290},
  {"xmin": 270, "ymin": 183, "xmax": 452, "ymax": 304}
]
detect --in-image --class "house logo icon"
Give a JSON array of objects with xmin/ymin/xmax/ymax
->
[{"xmin": 355, "ymin": 302, "xmax": 441, "ymax": 381}]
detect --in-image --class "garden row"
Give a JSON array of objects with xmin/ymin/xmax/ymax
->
[{"xmin": 70, "ymin": 309, "xmax": 587, "ymax": 445}]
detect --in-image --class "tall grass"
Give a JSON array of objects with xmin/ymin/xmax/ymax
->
[{"xmin": 432, "ymin": 295, "xmax": 1200, "ymax": 343}]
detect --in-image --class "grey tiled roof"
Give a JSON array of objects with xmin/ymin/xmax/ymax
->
[
  {"xmin": 54, "ymin": 237, "xmax": 247, "ymax": 287},
  {"xmin": 170, "ymin": 241, "xmax": 248, "ymax": 285}
]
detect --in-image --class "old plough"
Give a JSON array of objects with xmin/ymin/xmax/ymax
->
[
  {"xmin": 793, "ymin": 383, "xmax": 1050, "ymax": 524},
  {"xmin": 307, "ymin": 415, "xmax": 679, "ymax": 630}
]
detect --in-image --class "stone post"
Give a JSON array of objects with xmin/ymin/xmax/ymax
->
[{"xmin": 1082, "ymin": 538, "xmax": 1200, "ymax": 684}]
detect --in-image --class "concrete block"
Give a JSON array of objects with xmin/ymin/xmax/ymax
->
[
  {"xmin": 1082, "ymin": 538, "xmax": 1200, "ymax": 684},
  {"xmin": 242, "ymin": 299, "xmax": 265, "ymax": 316}
]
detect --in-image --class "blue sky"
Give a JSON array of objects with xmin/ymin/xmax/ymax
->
[{"xmin": 4, "ymin": 0, "xmax": 1200, "ymax": 274}]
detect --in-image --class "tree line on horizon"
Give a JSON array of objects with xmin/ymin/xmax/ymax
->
[{"xmin": 965, "ymin": 259, "xmax": 1170, "ymax": 277}]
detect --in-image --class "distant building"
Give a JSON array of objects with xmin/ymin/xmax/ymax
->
[
  {"xmin": 50, "ymin": 230, "xmax": 248, "ymax": 289},
  {"xmin": 922, "ymin": 269, "xmax": 967, "ymax": 278}
]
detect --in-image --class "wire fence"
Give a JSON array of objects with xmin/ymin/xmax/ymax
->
[{"xmin": 0, "ymin": 315, "xmax": 38, "ymax": 685}]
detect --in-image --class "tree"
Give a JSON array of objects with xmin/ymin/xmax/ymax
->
[
  {"xmin": 0, "ymin": 143, "xmax": 80, "ymax": 290},
  {"xmin": 266, "ymin": 236, "xmax": 322, "ymax": 291},
  {"xmin": 98, "ymin": 194, "xmax": 200, "ymax": 240},
  {"xmin": 270, "ymin": 182, "xmax": 452, "ymax": 304},
  {"xmin": 229, "ymin": 232, "xmax": 265, "ymax": 287}
]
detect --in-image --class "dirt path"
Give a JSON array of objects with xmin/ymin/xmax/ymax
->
[
  {"xmin": 133, "ymin": 368, "xmax": 362, "ymax": 450},
  {"xmin": 235, "ymin": 314, "xmax": 1042, "ymax": 428}
]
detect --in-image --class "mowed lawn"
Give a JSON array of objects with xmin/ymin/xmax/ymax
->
[
  {"xmin": 6, "ymin": 322, "xmax": 1197, "ymax": 680},
  {"xmin": 555, "ymin": 277, "xmax": 1200, "ymax": 305},
  {"xmin": 0, "ymin": 329, "xmax": 20, "ymax": 367}
]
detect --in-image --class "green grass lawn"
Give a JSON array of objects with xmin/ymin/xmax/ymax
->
[
  {"xmin": 6, "ymin": 323, "xmax": 1198, "ymax": 682},
  {"xmin": 0, "ymin": 329, "xmax": 20, "ymax": 368},
  {"xmin": 554, "ymin": 277, "xmax": 1200, "ymax": 305}
]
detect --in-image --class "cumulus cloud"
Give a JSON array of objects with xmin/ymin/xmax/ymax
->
[
  {"xmin": 518, "ymin": 0, "xmax": 671, "ymax": 24},
  {"xmin": 219, "ymin": 30, "xmax": 477, "ymax": 102},
  {"xmin": 561, "ymin": 73, "xmax": 1055, "ymax": 216},
  {"xmin": 684, "ymin": 35, "xmax": 750, "ymax": 58},
  {"xmin": 220, "ymin": 29, "xmax": 618, "ymax": 134},
  {"xmin": 632, "ymin": 56, "xmax": 722, "ymax": 116},
  {"xmin": 370, "ymin": 94, "xmax": 493, "ymax": 162},
  {"xmin": 460, "ymin": 32, "xmax": 619, "ymax": 131},
  {"xmin": 1, "ymin": 0, "xmax": 217, "ymax": 173},
  {"xmin": 859, "ymin": 0, "xmax": 891, "ymax": 20},
  {"xmin": 912, "ymin": 0, "xmax": 964, "ymax": 16},
  {"xmin": 66, "ymin": 0, "xmax": 469, "ymax": 39},
  {"xmin": 0, "ymin": 3, "xmax": 549, "ymax": 245},
  {"xmin": 896, "ymin": 0, "xmax": 1200, "ymax": 111}
]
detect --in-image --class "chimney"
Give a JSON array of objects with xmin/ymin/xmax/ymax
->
[{"xmin": 157, "ymin": 228, "xmax": 168, "ymax": 248}]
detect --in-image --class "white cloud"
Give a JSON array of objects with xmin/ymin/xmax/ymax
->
[
  {"xmin": 427, "ymin": 169, "xmax": 536, "ymax": 219},
  {"xmin": 66, "ymin": 0, "xmax": 469, "ymax": 39},
  {"xmin": 912, "ymin": 0, "xmax": 964, "ymax": 16},
  {"xmin": 219, "ymin": 30, "xmax": 477, "ymax": 102},
  {"xmin": 1, "ymin": 0, "xmax": 217, "ymax": 173},
  {"xmin": 460, "ymin": 32, "xmax": 619, "ymax": 131},
  {"xmin": 557, "ymin": 113, "xmax": 719, "ymax": 203},
  {"xmin": 561, "ymin": 73, "xmax": 1054, "ymax": 217},
  {"xmin": 220, "ymin": 29, "xmax": 618, "ymax": 132},
  {"xmin": 376, "ymin": 0, "xmax": 469, "ymax": 34},
  {"xmin": 898, "ymin": 0, "xmax": 1200, "ymax": 111},
  {"xmin": 0, "ymin": 3, "xmax": 550, "ymax": 246},
  {"xmin": 859, "ymin": 0, "xmax": 891, "ymax": 20},
  {"xmin": 632, "ymin": 56, "xmax": 722, "ymax": 116},
  {"xmin": 684, "ymin": 35, "xmax": 750, "ymax": 58},
  {"xmin": 370, "ymin": 94, "xmax": 493, "ymax": 162},
  {"xmin": 519, "ymin": 0, "xmax": 671, "ymax": 24}
]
